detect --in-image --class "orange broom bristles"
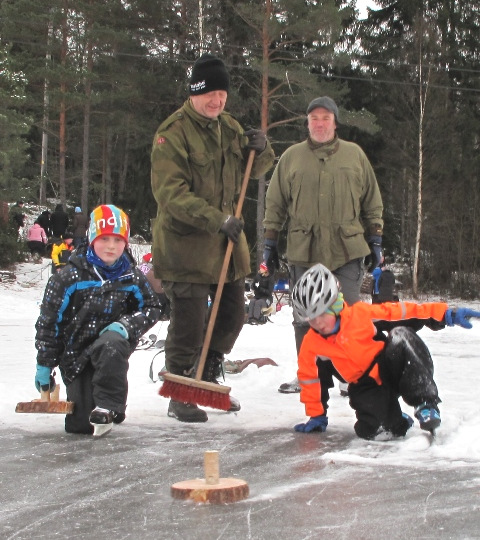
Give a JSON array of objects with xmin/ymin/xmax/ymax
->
[{"xmin": 159, "ymin": 378, "xmax": 231, "ymax": 411}]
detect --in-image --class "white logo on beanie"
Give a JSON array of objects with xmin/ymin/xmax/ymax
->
[{"xmin": 190, "ymin": 80, "xmax": 206, "ymax": 92}]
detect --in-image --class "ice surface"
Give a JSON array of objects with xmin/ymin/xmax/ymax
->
[{"xmin": 2, "ymin": 260, "xmax": 480, "ymax": 539}]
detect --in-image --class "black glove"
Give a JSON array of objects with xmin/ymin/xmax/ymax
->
[
  {"xmin": 262, "ymin": 238, "xmax": 279, "ymax": 272},
  {"xmin": 365, "ymin": 235, "xmax": 383, "ymax": 272},
  {"xmin": 220, "ymin": 215, "xmax": 243, "ymax": 243},
  {"xmin": 244, "ymin": 129, "xmax": 267, "ymax": 153}
]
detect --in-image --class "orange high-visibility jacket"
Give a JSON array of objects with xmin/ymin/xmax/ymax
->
[{"xmin": 297, "ymin": 301, "xmax": 448, "ymax": 418}]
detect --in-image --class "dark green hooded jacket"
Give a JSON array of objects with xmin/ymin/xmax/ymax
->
[{"xmin": 151, "ymin": 99, "xmax": 275, "ymax": 283}]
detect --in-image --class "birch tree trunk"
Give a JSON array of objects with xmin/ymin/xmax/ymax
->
[
  {"xmin": 412, "ymin": 42, "xmax": 431, "ymax": 297},
  {"xmin": 256, "ymin": 0, "xmax": 272, "ymax": 266},
  {"xmin": 58, "ymin": 0, "xmax": 68, "ymax": 205},
  {"xmin": 81, "ymin": 8, "xmax": 93, "ymax": 213}
]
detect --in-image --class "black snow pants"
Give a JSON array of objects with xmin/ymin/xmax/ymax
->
[
  {"xmin": 348, "ymin": 326, "xmax": 441, "ymax": 440},
  {"xmin": 64, "ymin": 331, "xmax": 131, "ymax": 434}
]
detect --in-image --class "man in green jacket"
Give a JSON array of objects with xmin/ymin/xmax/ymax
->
[
  {"xmin": 263, "ymin": 96, "xmax": 383, "ymax": 396},
  {"xmin": 151, "ymin": 54, "xmax": 275, "ymax": 422}
]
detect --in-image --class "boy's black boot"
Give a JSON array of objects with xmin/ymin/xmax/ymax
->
[
  {"xmin": 414, "ymin": 402, "xmax": 441, "ymax": 432},
  {"xmin": 89, "ymin": 406, "xmax": 114, "ymax": 424},
  {"xmin": 89, "ymin": 406, "xmax": 115, "ymax": 437}
]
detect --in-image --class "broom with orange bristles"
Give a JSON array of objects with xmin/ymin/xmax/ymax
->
[{"xmin": 159, "ymin": 149, "xmax": 256, "ymax": 410}]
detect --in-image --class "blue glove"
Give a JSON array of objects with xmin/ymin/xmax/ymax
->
[
  {"xmin": 263, "ymin": 238, "xmax": 279, "ymax": 272},
  {"xmin": 294, "ymin": 415, "xmax": 328, "ymax": 433},
  {"xmin": 445, "ymin": 308, "xmax": 480, "ymax": 329},
  {"xmin": 35, "ymin": 365, "xmax": 53, "ymax": 392},
  {"xmin": 365, "ymin": 235, "xmax": 383, "ymax": 272},
  {"xmin": 100, "ymin": 321, "xmax": 129, "ymax": 339}
]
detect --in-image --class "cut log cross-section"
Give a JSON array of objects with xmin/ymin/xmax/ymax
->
[{"xmin": 171, "ymin": 450, "xmax": 249, "ymax": 504}]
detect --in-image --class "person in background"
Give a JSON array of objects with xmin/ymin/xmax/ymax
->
[
  {"xmin": 247, "ymin": 262, "xmax": 275, "ymax": 325},
  {"xmin": 72, "ymin": 206, "xmax": 89, "ymax": 248},
  {"xmin": 263, "ymin": 96, "xmax": 384, "ymax": 396},
  {"xmin": 9, "ymin": 200, "xmax": 25, "ymax": 235},
  {"xmin": 50, "ymin": 204, "xmax": 69, "ymax": 239},
  {"xmin": 291, "ymin": 263, "xmax": 480, "ymax": 440},
  {"xmin": 138, "ymin": 253, "xmax": 171, "ymax": 320},
  {"xmin": 37, "ymin": 210, "xmax": 52, "ymax": 238},
  {"xmin": 151, "ymin": 53, "xmax": 275, "ymax": 423},
  {"xmin": 27, "ymin": 220, "xmax": 48, "ymax": 258},
  {"xmin": 51, "ymin": 233, "xmax": 74, "ymax": 273},
  {"xmin": 372, "ymin": 261, "xmax": 398, "ymax": 303},
  {"xmin": 34, "ymin": 204, "xmax": 161, "ymax": 435}
]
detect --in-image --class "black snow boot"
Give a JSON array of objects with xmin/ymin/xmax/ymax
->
[
  {"xmin": 168, "ymin": 400, "xmax": 208, "ymax": 423},
  {"xmin": 201, "ymin": 350, "xmax": 241, "ymax": 413}
]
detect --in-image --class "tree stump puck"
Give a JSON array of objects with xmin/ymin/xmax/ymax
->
[{"xmin": 171, "ymin": 477, "xmax": 249, "ymax": 503}]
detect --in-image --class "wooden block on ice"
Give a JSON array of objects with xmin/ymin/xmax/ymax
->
[
  {"xmin": 171, "ymin": 477, "xmax": 249, "ymax": 504},
  {"xmin": 171, "ymin": 450, "xmax": 249, "ymax": 503}
]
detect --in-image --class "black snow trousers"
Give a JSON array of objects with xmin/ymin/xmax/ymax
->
[
  {"xmin": 64, "ymin": 331, "xmax": 131, "ymax": 434},
  {"xmin": 348, "ymin": 326, "xmax": 441, "ymax": 440}
]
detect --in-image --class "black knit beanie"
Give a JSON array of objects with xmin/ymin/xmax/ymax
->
[{"xmin": 189, "ymin": 54, "xmax": 230, "ymax": 95}]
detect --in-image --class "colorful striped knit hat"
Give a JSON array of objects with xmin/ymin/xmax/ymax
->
[
  {"xmin": 88, "ymin": 204, "xmax": 130, "ymax": 245},
  {"xmin": 325, "ymin": 292, "xmax": 344, "ymax": 316}
]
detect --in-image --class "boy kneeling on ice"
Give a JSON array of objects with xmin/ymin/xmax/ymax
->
[
  {"xmin": 34, "ymin": 205, "xmax": 162, "ymax": 435},
  {"xmin": 292, "ymin": 263, "xmax": 480, "ymax": 440}
]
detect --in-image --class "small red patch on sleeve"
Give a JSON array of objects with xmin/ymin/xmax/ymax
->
[{"xmin": 156, "ymin": 136, "xmax": 166, "ymax": 145}]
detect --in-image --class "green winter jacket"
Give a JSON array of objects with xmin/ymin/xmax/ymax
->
[
  {"xmin": 263, "ymin": 136, "xmax": 383, "ymax": 271},
  {"xmin": 151, "ymin": 99, "xmax": 275, "ymax": 284}
]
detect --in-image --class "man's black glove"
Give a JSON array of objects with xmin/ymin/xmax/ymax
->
[
  {"xmin": 365, "ymin": 235, "xmax": 383, "ymax": 272},
  {"xmin": 220, "ymin": 215, "xmax": 243, "ymax": 243},
  {"xmin": 245, "ymin": 129, "xmax": 267, "ymax": 153},
  {"xmin": 263, "ymin": 238, "xmax": 279, "ymax": 272}
]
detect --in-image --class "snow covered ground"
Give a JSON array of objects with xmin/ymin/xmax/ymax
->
[{"xmin": 2, "ymin": 259, "xmax": 480, "ymax": 539}]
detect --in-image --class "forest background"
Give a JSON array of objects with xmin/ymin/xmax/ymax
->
[{"xmin": 0, "ymin": 0, "xmax": 479, "ymax": 297}]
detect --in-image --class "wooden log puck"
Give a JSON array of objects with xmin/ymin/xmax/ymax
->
[
  {"xmin": 171, "ymin": 450, "xmax": 249, "ymax": 503},
  {"xmin": 171, "ymin": 477, "xmax": 249, "ymax": 504}
]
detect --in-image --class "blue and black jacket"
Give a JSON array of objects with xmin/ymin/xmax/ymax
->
[{"xmin": 35, "ymin": 245, "xmax": 162, "ymax": 383}]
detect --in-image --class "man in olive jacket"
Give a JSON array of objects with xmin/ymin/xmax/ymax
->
[
  {"xmin": 151, "ymin": 53, "xmax": 275, "ymax": 423},
  {"xmin": 263, "ymin": 96, "xmax": 384, "ymax": 396}
]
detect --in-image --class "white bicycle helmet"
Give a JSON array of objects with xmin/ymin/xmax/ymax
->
[{"xmin": 292, "ymin": 263, "xmax": 339, "ymax": 320}]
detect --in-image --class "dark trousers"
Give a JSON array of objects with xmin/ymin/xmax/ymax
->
[
  {"xmin": 27, "ymin": 241, "xmax": 46, "ymax": 256},
  {"xmin": 348, "ymin": 326, "xmax": 440, "ymax": 439},
  {"xmin": 64, "ymin": 331, "xmax": 131, "ymax": 434},
  {"xmin": 162, "ymin": 279, "xmax": 245, "ymax": 376}
]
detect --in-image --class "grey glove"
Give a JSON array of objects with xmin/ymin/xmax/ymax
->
[
  {"xmin": 220, "ymin": 215, "xmax": 243, "ymax": 243},
  {"xmin": 245, "ymin": 129, "xmax": 267, "ymax": 153}
]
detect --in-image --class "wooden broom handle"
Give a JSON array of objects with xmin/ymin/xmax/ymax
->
[{"xmin": 194, "ymin": 149, "xmax": 256, "ymax": 382}]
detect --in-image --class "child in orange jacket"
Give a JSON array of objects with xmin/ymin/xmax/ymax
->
[{"xmin": 292, "ymin": 263, "xmax": 480, "ymax": 440}]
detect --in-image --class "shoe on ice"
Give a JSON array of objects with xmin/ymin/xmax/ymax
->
[
  {"xmin": 112, "ymin": 411, "xmax": 126, "ymax": 424},
  {"xmin": 89, "ymin": 406, "xmax": 114, "ymax": 424},
  {"xmin": 89, "ymin": 407, "xmax": 114, "ymax": 437},
  {"xmin": 278, "ymin": 377, "xmax": 300, "ymax": 393},
  {"xmin": 168, "ymin": 400, "xmax": 208, "ymax": 423},
  {"xmin": 414, "ymin": 403, "xmax": 441, "ymax": 432},
  {"xmin": 228, "ymin": 395, "xmax": 241, "ymax": 412}
]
